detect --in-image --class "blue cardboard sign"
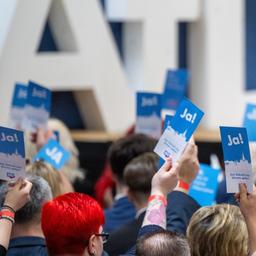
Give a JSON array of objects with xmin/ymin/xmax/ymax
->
[
  {"xmin": 9, "ymin": 83, "xmax": 28, "ymax": 129},
  {"xmin": 154, "ymin": 98, "xmax": 204, "ymax": 163},
  {"xmin": 33, "ymin": 139, "xmax": 70, "ymax": 170},
  {"xmin": 22, "ymin": 81, "xmax": 51, "ymax": 132},
  {"xmin": 135, "ymin": 92, "xmax": 162, "ymax": 138},
  {"xmin": 243, "ymin": 103, "xmax": 256, "ymax": 141},
  {"xmin": 220, "ymin": 126, "xmax": 253, "ymax": 193},
  {"xmin": 162, "ymin": 69, "xmax": 188, "ymax": 111},
  {"xmin": 189, "ymin": 164, "xmax": 220, "ymax": 206},
  {"xmin": 0, "ymin": 126, "xmax": 25, "ymax": 181}
]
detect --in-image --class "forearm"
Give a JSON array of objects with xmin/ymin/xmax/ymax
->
[
  {"xmin": 246, "ymin": 219, "xmax": 256, "ymax": 255},
  {"xmin": 142, "ymin": 193, "xmax": 167, "ymax": 229},
  {"xmin": 0, "ymin": 219, "xmax": 12, "ymax": 250}
]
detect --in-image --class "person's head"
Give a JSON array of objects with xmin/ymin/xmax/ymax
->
[
  {"xmin": 187, "ymin": 204, "xmax": 248, "ymax": 256},
  {"xmin": 26, "ymin": 160, "xmax": 61, "ymax": 198},
  {"xmin": 0, "ymin": 175, "xmax": 52, "ymax": 226},
  {"xmin": 42, "ymin": 192, "xmax": 105, "ymax": 256},
  {"xmin": 124, "ymin": 152, "xmax": 158, "ymax": 206},
  {"xmin": 108, "ymin": 134, "xmax": 156, "ymax": 184},
  {"xmin": 136, "ymin": 230, "xmax": 190, "ymax": 256}
]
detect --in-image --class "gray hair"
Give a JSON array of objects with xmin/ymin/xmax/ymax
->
[
  {"xmin": 0, "ymin": 175, "xmax": 52, "ymax": 224},
  {"xmin": 136, "ymin": 230, "xmax": 190, "ymax": 256}
]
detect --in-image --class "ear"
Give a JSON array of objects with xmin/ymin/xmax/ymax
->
[{"xmin": 88, "ymin": 235, "xmax": 96, "ymax": 255}]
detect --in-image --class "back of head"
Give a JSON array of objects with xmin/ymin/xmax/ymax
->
[
  {"xmin": 0, "ymin": 175, "xmax": 52, "ymax": 224},
  {"xmin": 42, "ymin": 192, "xmax": 105, "ymax": 255},
  {"xmin": 108, "ymin": 134, "xmax": 156, "ymax": 182},
  {"xmin": 136, "ymin": 230, "xmax": 190, "ymax": 256},
  {"xmin": 187, "ymin": 204, "xmax": 248, "ymax": 256},
  {"xmin": 26, "ymin": 160, "xmax": 61, "ymax": 198},
  {"xmin": 124, "ymin": 152, "xmax": 158, "ymax": 201}
]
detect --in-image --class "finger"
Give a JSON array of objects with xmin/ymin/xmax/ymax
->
[
  {"xmin": 189, "ymin": 136, "xmax": 195, "ymax": 144},
  {"xmin": 159, "ymin": 157, "xmax": 173, "ymax": 172},
  {"xmin": 21, "ymin": 180, "xmax": 32, "ymax": 195},
  {"xmin": 239, "ymin": 183, "xmax": 248, "ymax": 202},
  {"xmin": 234, "ymin": 193, "xmax": 240, "ymax": 201},
  {"xmin": 184, "ymin": 142, "xmax": 197, "ymax": 156}
]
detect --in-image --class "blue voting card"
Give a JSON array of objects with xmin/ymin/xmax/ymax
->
[
  {"xmin": 0, "ymin": 126, "xmax": 25, "ymax": 181},
  {"xmin": 9, "ymin": 83, "xmax": 28, "ymax": 129},
  {"xmin": 22, "ymin": 81, "xmax": 51, "ymax": 132},
  {"xmin": 135, "ymin": 92, "xmax": 162, "ymax": 138},
  {"xmin": 243, "ymin": 103, "xmax": 256, "ymax": 141},
  {"xmin": 154, "ymin": 98, "xmax": 204, "ymax": 163},
  {"xmin": 33, "ymin": 139, "xmax": 70, "ymax": 170},
  {"xmin": 220, "ymin": 126, "xmax": 253, "ymax": 193},
  {"xmin": 162, "ymin": 69, "xmax": 188, "ymax": 111},
  {"xmin": 189, "ymin": 164, "xmax": 220, "ymax": 206}
]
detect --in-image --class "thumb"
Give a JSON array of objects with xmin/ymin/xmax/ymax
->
[{"xmin": 239, "ymin": 183, "xmax": 248, "ymax": 202}]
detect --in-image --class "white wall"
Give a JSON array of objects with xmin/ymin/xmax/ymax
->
[
  {"xmin": 190, "ymin": 0, "xmax": 255, "ymax": 129},
  {"xmin": 0, "ymin": 0, "xmax": 254, "ymax": 132}
]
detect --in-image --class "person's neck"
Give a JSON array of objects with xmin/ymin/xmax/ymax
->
[
  {"xmin": 133, "ymin": 200, "xmax": 148, "ymax": 212},
  {"xmin": 115, "ymin": 182, "xmax": 128, "ymax": 196},
  {"xmin": 11, "ymin": 222, "xmax": 44, "ymax": 239}
]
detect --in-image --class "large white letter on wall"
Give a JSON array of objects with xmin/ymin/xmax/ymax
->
[
  {"xmin": 0, "ymin": 0, "xmax": 134, "ymax": 132},
  {"xmin": 106, "ymin": 0, "xmax": 200, "ymax": 92},
  {"xmin": 189, "ymin": 0, "xmax": 256, "ymax": 129}
]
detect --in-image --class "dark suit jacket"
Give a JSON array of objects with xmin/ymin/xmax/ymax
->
[
  {"xmin": 123, "ymin": 191, "xmax": 200, "ymax": 256},
  {"xmin": 104, "ymin": 196, "xmax": 136, "ymax": 233},
  {"xmin": 166, "ymin": 191, "xmax": 200, "ymax": 235},
  {"xmin": 104, "ymin": 211, "xmax": 145, "ymax": 256},
  {"xmin": 7, "ymin": 237, "xmax": 47, "ymax": 256}
]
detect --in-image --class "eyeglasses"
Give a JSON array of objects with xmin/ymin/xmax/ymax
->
[{"xmin": 95, "ymin": 232, "xmax": 109, "ymax": 244}]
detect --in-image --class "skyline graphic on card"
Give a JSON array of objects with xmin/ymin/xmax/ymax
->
[
  {"xmin": 135, "ymin": 92, "xmax": 162, "ymax": 139},
  {"xmin": 154, "ymin": 98, "xmax": 204, "ymax": 163},
  {"xmin": 33, "ymin": 139, "xmax": 70, "ymax": 170},
  {"xmin": 22, "ymin": 81, "xmax": 51, "ymax": 132},
  {"xmin": 189, "ymin": 164, "xmax": 220, "ymax": 206},
  {"xmin": 9, "ymin": 83, "xmax": 28, "ymax": 129},
  {"xmin": 0, "ymin": 126, "xmax": 25, "ymax": 181},
  {"xmin": 162, "ymin": 69, "xmax": 188, "ymax": 111},
  {"xmin": 220, "ymin": 126, "xmax": 253, "ymax": 193},
  {"xmin": 243, "ymin": 103, "xmax": 256, "ymax": 141},
  {"xmin": 159, "ymin": 114, "xmax": 173, "ymax": 168}
]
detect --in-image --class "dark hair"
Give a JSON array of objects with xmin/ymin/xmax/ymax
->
[
  {"xmin": 0, "ymin": 175, "xmax": 52, "ymax": 224},
  {"xmin": 136, "ymin": 230, "xmax": 190, "ymax": 256},
  {"xmin": 124, "ymin": 152, "xmax": 158, "ymax": 193},
  {"xmin": 108, "ymin": 134, "xmax": 156, "ymax": 182}
]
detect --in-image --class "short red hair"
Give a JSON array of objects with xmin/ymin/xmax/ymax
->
[{"xmin": 41, "ymin": 192, "xmax": 105, "ymax": 255}]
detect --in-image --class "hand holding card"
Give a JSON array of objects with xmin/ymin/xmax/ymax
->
[
  {"xmin": 0, "ymin": 126, "xmax": 26, "ymax": 181},
  {"xmin": 154, "ymin": 98, "xmax": 204, "ymax": 163},
  {"xmin": 220, "ymin": 126, "xmax": 253, "ymax": 193}
]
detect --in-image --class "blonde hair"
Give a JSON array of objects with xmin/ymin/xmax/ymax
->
[
  {"xmin": 26, "ymin": 160, "xmax": 62, "ymax": 198},
  {"xmin": 187, "ymin": 204, "xmax": 248, "ymax": 256},
  {"xmin": 48, "ymin": 118, "xmax": 84, "ymax": 182}
]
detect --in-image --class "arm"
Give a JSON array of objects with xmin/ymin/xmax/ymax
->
[
  {"xmin": 142, "ymin": 158, "xmax": 178, "ymax": 229},
  {"xmin": 123, "ymin": 158, "xmax": 178, "ymax": 256},
  {"xmin": 0, "ymin": 179, "xmax": 32, "ymax": 251},
  {"xmin": 238, "ymin": 184, "xmax": 256, "ymax": 256},
  {"xmin": 166, "ymin": 140, "xmax": 200, "ymax": 234}
]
